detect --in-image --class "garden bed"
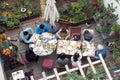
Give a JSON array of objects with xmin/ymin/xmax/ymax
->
[
  {"xmin": 0, "ymin": 0, "xmax": 40, "ymax": 29},
  {"xmin": 59, "ymin": 17, "xmax": 94, "ymax": 26}
]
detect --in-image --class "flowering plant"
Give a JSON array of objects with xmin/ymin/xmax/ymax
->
[{"xmin": 2, "ymin": 48, "xmax": 10, "ymax": 56}]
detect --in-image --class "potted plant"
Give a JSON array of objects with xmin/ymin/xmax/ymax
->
[
  {"xmin": 109, "ymin": 24, "xmax": 120, "ymax": 36},
  {"xmin": 78, "ymin": 0, "xmax": 96, "ymax": 19},
  {"xmin": 14, "ymin": 19, "xmax": 20, "ymax": 26},
  {"xmin": 60, "ymin": 72, "xmax": 86, "ymax": 80},
  {"xmin": 110, "ymin": 41, "xmax": 120, "ymax": 65},
  {"xmin": 86, "ymin": 19, "xmax": 92, "ymax": 27},
  {"xmin": 0, "ymin": 1, "xmax": 9, "ymax": 10},
  {"xmin": 59, "ymin": 3, "xmax": 86, "ymax": 25},
  {"xmin": 0, "ymin": 11, "xmax": 6, "ymax": 25},
  {"xmin": 6, "ymin": 21, "xmax": 14, "ymax": 28}
]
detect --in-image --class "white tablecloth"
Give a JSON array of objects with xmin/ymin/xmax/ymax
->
[
  {"xmin": 29, "ymin": 33, "xmax": 57, "ymax": 56},
  {"xmin": 82, "ymin": 40, "xmax": 95, "ymax": 57},
  {"xmin": 57, "ymin": 40, "xmax": 81, "ymax": 55}
]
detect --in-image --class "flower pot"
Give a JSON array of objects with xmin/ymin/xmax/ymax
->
[
  {"xmin": 115, "ymin": 59, "xmax": 120, "ymax": 66},
  {"xmin": 86, "ymin": 20, "xmax": 92, "ymax": 27}
]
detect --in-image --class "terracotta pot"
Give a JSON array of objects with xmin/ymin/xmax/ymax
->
[
  {"xmin": 109, "ymin": 31, "xmax": 116, "ymax": 36},
  {"xmin": 115, "ymin": 59, "xmax": 120, "ymax": 65}
]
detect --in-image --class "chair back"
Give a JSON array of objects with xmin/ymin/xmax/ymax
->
[{"xmin": 70, "ymin": 26, "xmax": 81, "ymax": 39}]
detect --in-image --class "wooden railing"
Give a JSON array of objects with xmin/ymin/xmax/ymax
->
[{"xmin": 38, "ymin": 54, "xmax": 112, "ymax": 80}]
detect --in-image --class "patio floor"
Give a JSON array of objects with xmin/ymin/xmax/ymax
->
[{"xmin": 4, "ymin": 17, "xmax": 118, "ymax": 80}]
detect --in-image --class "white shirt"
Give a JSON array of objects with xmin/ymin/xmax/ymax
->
[{"xmin": 71, "ymin": 56, "xmax": 82, "ymax": 67}]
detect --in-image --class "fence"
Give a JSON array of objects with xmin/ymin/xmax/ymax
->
[{"xmin": 39, "ymin": 54, "xmax": 112, "ymax": 80}]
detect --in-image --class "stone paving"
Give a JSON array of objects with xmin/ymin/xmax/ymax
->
[{"xmin": 4, "ymin": 17, "xmax": 119, "ymax": 80}]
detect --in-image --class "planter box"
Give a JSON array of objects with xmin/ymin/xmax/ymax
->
[
  {"xmin": 6, "ymin": 25, "xmax": 20, "ymax": 30},
  {"xmin": 19, "ymin": 14, "xmax": 40, "ymax": 22},
  {"xmin": 59, "ymin": 17, "xmax": 94, "ymax": 26},
  {"xmin": 70, "ymin": 17, "xmax": 94, "ymax": 26}
]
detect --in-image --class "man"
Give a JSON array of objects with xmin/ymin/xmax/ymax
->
[
  {"xmin": 35, "ymin": 23, "xmax": 49, "ymax": 34},
  {"xmin": 19, "ymin": 27, "xmax": 34, "ymax": 44}
]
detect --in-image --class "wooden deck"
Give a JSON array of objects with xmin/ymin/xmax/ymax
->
[{"xmin": 4, "ymin": 17, "xmax": 117, "ymax": 80}]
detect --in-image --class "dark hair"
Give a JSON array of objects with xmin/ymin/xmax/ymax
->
[
  {"xmin": 61, "ymin": 28, "xmax": 67, "ymax": 33},
  {"xmin": 84, "ymin": 30, "xmax": 91, "ymax": 37},
  {"xmin": 73, "ymin": 34, "xmax": 80, "ymax": 41},
  {"xmin": 39, "ymin": 24, "xmax": 44, "ymax": 30},
  {"xmin": 73, "ymin": 52, "xmax": 80, "ymax": 62},
  {"xmin": 84, "ymin": 30, "xmax": 90, "ymax": 34},
  {"xmin": 23, "ymin": 31, "xmax": 28, "ymax": 35},
  {"xmin": 58, "ymin": 53, "xmax": 66, "ymax": 60}
]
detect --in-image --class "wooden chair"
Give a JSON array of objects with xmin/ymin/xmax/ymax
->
[
  {"xmin": 58, "ymin": 20, "xmax": 70, "ymax": 29},
  {"xmin": 70, "ymin": 26, "xmax": 81, "ymax": 39}
]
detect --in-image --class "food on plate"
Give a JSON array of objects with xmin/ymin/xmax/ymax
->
[
  {"xmin": 42, "ymin": 44, "xmax": 46, "ymax": 48},
  {"xmin": 50, "ymin": 43, "xmax": 55, "ymax": 49},
  {"xmin": 67, "ymin": 46, "xmax": 73, "ymax": 51},
  {"xmin": 36, "ymin": 40, "xmax": 40, "ymax": 46}
]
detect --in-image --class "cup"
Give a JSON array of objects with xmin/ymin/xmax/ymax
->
[{"xmin": 7, "ymin": 37, "xmax": 11, "ymax": 40}]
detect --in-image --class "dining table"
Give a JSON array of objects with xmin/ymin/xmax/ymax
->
[
  {"xmin": 82, "ymin": 40, "xmax": 95, "ymax": 57},
  {"xmin": 29, "ymin": 32, "xmax": 57, "ymax": 56},
  {"xmin": 56, "ymin": 40, "xmax": 82, "ymax": 55}
]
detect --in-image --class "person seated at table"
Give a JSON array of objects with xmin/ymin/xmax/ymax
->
[
  {"xmin": 25, "ymin": 69, "xmax": 34, "ymax": 80},
  {"xmin": 35, "ymin": 23, "xmax": 50, "ymax": 34},
  {"xmin": 25, "ymin": 45, "xmax": 39, "ymax": 62},
  {"xmin": 82, "ymin": 29, "xmax": 94, "ymax": 42},
  {"xmin": 56, "ymin": 28, "xmax": 70, "ymax": 40},
  {"xmin": 71, "ymin": 52, "xmax": 82, "ymax": 67},
  {"xmin": 71, "ymin": 34, "xmax": 81, "ymax": 41},
  {"xmin": 91, "ymin": 44, "xmax": 106, "ymax": 60},
  {"xmin": 56, "ymin": 53, "xmax": 69, "ymax": 66},
  {"xmin": 19, "ymin": 27, "xmax": 34, "ymax": 44}
]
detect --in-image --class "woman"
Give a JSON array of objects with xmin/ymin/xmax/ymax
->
[
  {"xmin": 71, "ymin": 52, "xmax": 82, "ymax": 67},
  {"xmin": 56, "ymin": 28, "xmax": 70, "ymax": 40}
]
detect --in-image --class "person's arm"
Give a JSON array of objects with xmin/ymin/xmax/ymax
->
[
  {"xmin": 82, "ymin": 30, "xmax": 85, "ymax": 41},
  {"xmin": 65, "ymin": 29, "xmax": 70, "ymax": 40},
  {"xmin": 44, "ymin": 24, "xmax": 50, "ymax": 32},
  {"xmin": 26, "ymin": 27, "xmax": 34, "ymax": 34},
  {"xmin": 79, "ymin": 52, "xmax": 82, "ymax": 59},
  {"xmin": 35, "ymin": 25, "xmax": 41, "ymax": 34},
  {"xmin": 56, "ymin": 29, "xmax": 62, "ymax": 39},
  {"xmin": 89, "ymin": 30, "xmax": 94, "ymax": 41}
]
